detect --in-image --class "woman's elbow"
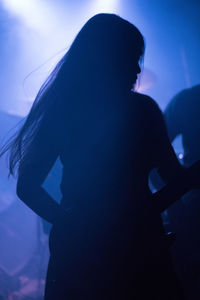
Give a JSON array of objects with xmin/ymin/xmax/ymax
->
[{"xmin": 16, "ymin": 174, "xmax": 36, "ymax": 199}]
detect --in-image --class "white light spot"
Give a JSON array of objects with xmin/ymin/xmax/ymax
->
[
  {"xmin": 90, "ymin": 0, "xmax": 119, "ymax": 14},
  {"xmin": 178, "ymin": 153, "xmax": 183, "ymax": 160}
]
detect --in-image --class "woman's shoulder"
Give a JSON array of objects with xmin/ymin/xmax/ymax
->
[{"xmin": 130, "ymin": 91, "xmax": 161, "ymax": 114}]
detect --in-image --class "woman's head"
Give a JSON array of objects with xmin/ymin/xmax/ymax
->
[
  {"xmin": 0, "ymin": 14, "xmax": 145, "ymax": 175},
  {"xmin": 63, "ymin": 13, "xmax": 145, "ymax": 91}
]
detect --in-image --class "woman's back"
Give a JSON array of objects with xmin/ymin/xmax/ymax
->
[
  {"xmin": 60, "ymin": 93, "xmax": 148, "ymax": 206},
  {"xmin": 45, "ymin": 90, "xmax": 177, "ymax": 299},
  {"xmin": 52, "ymin": 91, "xmax": 164, "ymax": 248}
]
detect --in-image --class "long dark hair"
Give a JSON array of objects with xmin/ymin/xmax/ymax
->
[{"xmin": 0, "ymin": 13, "xmax": 145, "ymax": 176}]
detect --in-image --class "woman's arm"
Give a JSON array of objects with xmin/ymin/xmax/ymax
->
[
  {"xmin": 153, "ymin": 160, "xmax": 200, "ymax": 213},
  {"xmin": 149, "ymin": 99, "xmax": 192, "ymax": 211},
  {"xmin": 16, "ymin": 120, "xmax": 64, "ymax": 224}
]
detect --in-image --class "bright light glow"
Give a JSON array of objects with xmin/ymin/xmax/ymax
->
[
  {"xmin": 0, "ymin": 0, "xmax": 121, "ymax": 116},
  {"xmin": 90, "ymin": 0, "xmax": 120, "ymax": 15},
  {"xmin": 0, "ymin": 0, "xmax": 78, "ymax": 116},
  {"xmin": 0, "ymin": 0, "xmax": 54, "ymax": 34}
]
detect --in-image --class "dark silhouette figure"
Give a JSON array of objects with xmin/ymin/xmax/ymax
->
[
  {"xmin": 165, "ymin": 85, "xmax": 200, "ymax": 166},
  {"xmin": 1, "ymin": 14, "xmax": 200, "ymax": 299},
  {"xmin": 164, "ymin": 85, "xmax": 200, "ymax": 299}
]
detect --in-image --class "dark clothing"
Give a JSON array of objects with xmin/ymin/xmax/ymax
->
[{"xmin": 44, "ymin": 91, "xmax": 183, "ymax": 299}]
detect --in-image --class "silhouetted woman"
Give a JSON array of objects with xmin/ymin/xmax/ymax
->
[{"xmin": 1, "ymin": 14, "xmax": 199, "ymax": 299}]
